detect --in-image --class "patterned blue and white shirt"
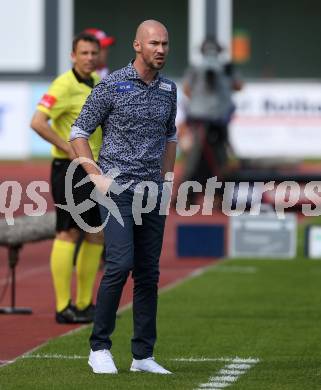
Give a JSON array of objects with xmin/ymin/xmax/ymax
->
[{"xmin": 70, "ymin": 61, "xmax": 177, "ymax": 188}]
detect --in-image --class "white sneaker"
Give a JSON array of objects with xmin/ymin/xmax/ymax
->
[
  {"xmin": 130, "ymin": 357, "xmax": 172, "ymax": 374},
  {"xmin": 88, "ymin": 349, "xmax": 118, "ymax": 374}
]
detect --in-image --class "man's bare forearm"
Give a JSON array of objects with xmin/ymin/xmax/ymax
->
[
  {"xmin": 70, "ymin": 137, "xmax": 100, "ymax": 176},
  {"xmin": 162, "ymin": 141, "xmax": 177, "ymax": 178},
  {"xmin": 31, "ymin": 110, "xmax": 71, "ymax": 156},
  {"xmin": 71, "ymin": 137, "xmax": 113, "ymax": 194}
]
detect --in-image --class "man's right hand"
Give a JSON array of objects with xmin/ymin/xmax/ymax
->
[{"xmin": 89, "ymin": 173, "xmax": 113, "ymax": 195}]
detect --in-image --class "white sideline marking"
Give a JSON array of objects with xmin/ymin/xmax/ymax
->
[
  {"xmin": 193, "ymin": 357, "xmax": 259, "ymax": 390},
  {"xmin": 220, "ymin": 369, "xmax": 243, "ymax": 375},
  {"xmin": 22, "ymin": 355, "xmax": 259, "ymax": 363},
  {"xmin": 228, "ymin": 363, "xmax": 251, "ymax": 369},
  {"xmin": 172, "ymin": 357, "xmax": 259, "ymax": 363},
  {"xmin": 22, "ymin": 354, "xmax": 87, "ymax": 360},
  {"xmin": 214, "ymin": 375, "xmax": 238, "ymax": 382}
]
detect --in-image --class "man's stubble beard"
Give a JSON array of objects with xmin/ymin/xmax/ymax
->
[
  {"xmin": 151, "ymin": 62, "xmax": 165, "ymax": 70},
  {"xmin": 141, "ymin": 50, "xmax": 166, "ymax": 71}
]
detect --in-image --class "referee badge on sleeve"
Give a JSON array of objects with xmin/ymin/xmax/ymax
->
[{"xmin": 39, "ymin": 94, "xmax": 57, "ymax": 109}]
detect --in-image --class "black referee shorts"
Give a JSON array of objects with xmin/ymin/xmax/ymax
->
[{"xmin": 51, "ymin": 159, "xmax": 102, "ymax": 232}]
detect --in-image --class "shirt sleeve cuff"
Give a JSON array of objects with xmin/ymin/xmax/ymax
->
[
  {"xmin": 70, "ymin": 125, "xmax": 90, "ymax": 141},
  {"xmin": 166, "ymin": 133, "xmax": 178, "ymax": 143}
]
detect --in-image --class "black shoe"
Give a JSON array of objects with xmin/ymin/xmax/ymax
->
[
  {"xmin": 55, "ymin": 303, "xmax": 79, "ymax": 324},
  {"xmin": 73, "ymin": 303, "xmax": 95, "ymax": 323}
]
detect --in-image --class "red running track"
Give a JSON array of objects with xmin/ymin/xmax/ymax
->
[{"xmin": 0, "ymin": 162, "xmax": 226, "ymax": 364}]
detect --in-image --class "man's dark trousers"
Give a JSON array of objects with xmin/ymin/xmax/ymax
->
[{"xmin": 90, "ymin": 189, "xmax": 166, "ymax": 359}]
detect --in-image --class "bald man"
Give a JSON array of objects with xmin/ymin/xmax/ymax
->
[{"xmin": 70, "ymin": 20, "xmax": 177, "ymax": 374}]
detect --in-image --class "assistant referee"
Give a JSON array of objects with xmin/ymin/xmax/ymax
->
[{"xmin": 31, "ymin": 32, "xmax": 104, "ymax": 324}]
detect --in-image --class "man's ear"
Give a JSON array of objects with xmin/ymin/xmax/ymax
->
[
  {"xmin": 70, "ymin": 51, "xmax": 76, "ymax": 64},
  {"xmin": 133, "ymin": 39, "xmax": 141, "ymax": 53}
]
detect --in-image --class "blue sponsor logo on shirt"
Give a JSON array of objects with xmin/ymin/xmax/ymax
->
[{"xmin": 116, "ymin": 81, "xmax": 134, "ymax": 92}]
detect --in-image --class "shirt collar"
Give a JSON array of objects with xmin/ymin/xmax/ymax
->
[
  {"xmin": 72, "ymin": 68, "xmax": 94, "ymax": 88},
  {"xmin": 126, "ymin": 61, "xmax": 161, "ymax": 85},
  {"xmin": 126, "ymin": 61, "xmax": 140, "ymax": 80}
]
